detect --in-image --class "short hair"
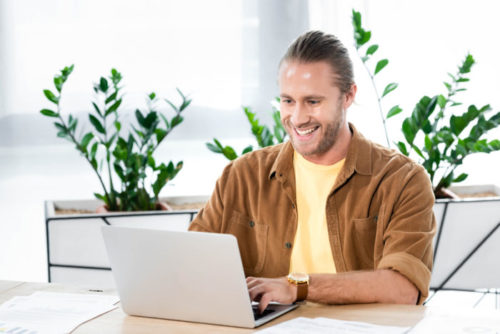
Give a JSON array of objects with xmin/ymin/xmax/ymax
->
[{"xmin": 281, "ymin": 30, "xmax": 354, "ymax": 93}]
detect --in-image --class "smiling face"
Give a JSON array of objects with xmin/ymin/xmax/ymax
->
[{"xmin": 279, "ymin": 60, "xmax": 356, "ymax": 165}]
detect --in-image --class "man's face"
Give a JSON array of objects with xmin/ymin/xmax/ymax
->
[{"xmin": 279, "ymin": 60, "xmax": 355, "ymax": 163}]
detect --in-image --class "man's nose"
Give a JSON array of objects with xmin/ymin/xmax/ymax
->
[{"xmin": 290, "ymin": 103, "xmax": 310, "ymax": 127}]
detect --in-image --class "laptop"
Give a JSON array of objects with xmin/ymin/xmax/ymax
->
[{"xmin": 101, "ymin": 226, "xmax": 298, "ymax": 328}]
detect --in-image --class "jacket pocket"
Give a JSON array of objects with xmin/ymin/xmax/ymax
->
[
  {"xmin": 350, "ymin": 216, "xmax": 377, "ymax": 268},
  {"xmin": 227, "ymin": 210, "xmax": 268, "ymax": 276}
]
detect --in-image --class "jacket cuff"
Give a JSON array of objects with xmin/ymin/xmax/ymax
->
[{"xmin": 377, "ymin": 252, "xmax": 431, "ymax": 305}]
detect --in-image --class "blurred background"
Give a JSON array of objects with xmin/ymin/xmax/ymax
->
[{"xmin": 1, "ymin": 0, "xmax": 500, "ymax": 286}]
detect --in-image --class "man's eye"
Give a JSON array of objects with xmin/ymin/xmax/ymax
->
[
  {"xmin": 282, "ymin": 99, "xmax": 292, "ymax": 104},
  {"xmin": 309, "ymin": 100, "xmax": 319, "ymax": 105}
]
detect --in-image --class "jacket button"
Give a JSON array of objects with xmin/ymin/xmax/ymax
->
[
  {"xmin": 249, "ymin": 221, "xmax": 255, "ymax": 227},
  {"xmin": 285, "ymin": 242, "xmax": 292, "ymax": 249}
]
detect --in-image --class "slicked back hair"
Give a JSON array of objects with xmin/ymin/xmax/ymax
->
[{"xmin": 281, "ymin": 30, "xmax": 354, "ymax": 94}]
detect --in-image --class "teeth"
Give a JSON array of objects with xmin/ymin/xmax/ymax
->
[{"xmin": 296, "ymin": 127, "xmax": 317, "ymax": 136}]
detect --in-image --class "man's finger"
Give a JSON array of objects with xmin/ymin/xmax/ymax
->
[
  {"xmin": 246, "ymin": 277, "xmax": 261, "ymax": 289},
  {"xmin": 258, "ymin": 292, "xmax": 273, "ymax": 314},
  {"xmin": 246, "ymin": 276, "xmax": 255, "ymax": 283},
  {"xmin": 248, "ymin": 284, "xmax": 264, "ymax": 301}
]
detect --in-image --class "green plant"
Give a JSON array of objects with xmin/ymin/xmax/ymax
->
[
  {"xmin": 352, "ymin": 9, "xmax": 500, "ymax": 197},
  {"xmin": 398, "ymin": 55, "xmax": 500, "ymax": 196},
  {"xmin": 40, "ymin": 65, "xmax": 191, "ymax": 211},
  {"xmin": 206, "ymin": 100, "xmax": 287, "ymax": 160},
  {"xmin": 352, "ymin": 9, "xmax": 403, "ymax": 148}
]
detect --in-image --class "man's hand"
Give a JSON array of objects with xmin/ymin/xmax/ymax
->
[
  {"xmin": 247, "ymin": 270, "xmax": 418, "ymax": 309},
  {"xmin": 246, "ymin": 276, "xmax": 296, "ymax": 313}
]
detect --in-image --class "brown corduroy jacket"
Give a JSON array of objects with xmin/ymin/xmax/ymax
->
[{"xmin": 189, "ymin": 124, "xmax": 436, "ymax": 304}]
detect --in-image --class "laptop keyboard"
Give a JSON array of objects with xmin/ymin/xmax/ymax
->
[{"xmin": 252, "ymin": 305, "xmax": 275, "ymax": 320}]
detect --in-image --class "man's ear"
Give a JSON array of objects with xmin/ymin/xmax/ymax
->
[{"xmin": 343, "ymin": 84, "xmax": 357, "ymax": 109}]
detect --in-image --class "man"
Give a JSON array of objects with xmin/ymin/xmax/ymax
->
[{"xmin": 189, "ymin": 31, "xmax": 436, "ymax": 313}]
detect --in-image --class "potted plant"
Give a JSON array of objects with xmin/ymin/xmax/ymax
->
[
  {"xmin": 41, "ymin": 65, "xmax": 207, "ymax": 287},
  {"xmin": 352, "ymin": 9, "xmax": 500, "ymax": 295}
]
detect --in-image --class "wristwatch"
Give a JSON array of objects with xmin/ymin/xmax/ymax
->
[{"xmin": 287, "ymin": 272, "xmax": 309, "ymax": 301}]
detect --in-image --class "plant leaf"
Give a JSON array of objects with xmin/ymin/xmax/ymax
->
[
  {"xmin": 99, "ymin": 77, "xmax": 109, "ymax": 92},
  {"xmin": 94, "ymin": 192, "xmax": 108, "ymax": 204},
  {"xmin": 453, "ymin": 173, "xmax": 468, "ymax": 183},
  {"xmin": 222, "ymin": 146, "xmax": 238, "ymax": 160},
  {"xmin": 80, "ymin": 132, "xmax": 94, "ymax": 151},
  {"xmin": 89, "ymin": 114, "xmax": 106, "ymax": 134},
  {"xmin": 40, "ymin": 109, "xmax": 58, "ymax": 117},
  {"xmin": 155, "ymin": 128, "xmax": 167, "ymax": 143},
  {"xmin": 382, "ymin": 82, "xmax": 398, "ymax": 97},
  {"xmin": 443, "ymin": 82, "xmax": 452, "ymax": 91},
  {"xmin": 179, "ymin": 98, "xmax": 192, "ymax": 112},
  {"xmin": 396, "ymin": 141, "xmax": 409, "ymax": 156},
  {"xmin": 437, "ymin": 94, "xmax": 447, "ymax": 109},
  {"xmin": 374, "ymin": 59, "xmax": 388, "ymax": 75},
  {"xmin": 43, "ymin": 89, "xmax": 59, "ymax": 104},
  {"xmin": 165, "ymin": 99, "xmax": 179, "ymax": 113},
  {"xmin": 92, "ymin": 102, "xmax": 102, "ymax": 117},
  {"xmin": 171, "ymin": 115, "xmax": 183, "ymax": 128},
  {"xmin": 105, "ymin": 99, "xmax": 122, "ymax": 116},
  {"xmin": 90, "ymin": 142, "xmax": 99, "ymax": 160},
  {"xmin": 366, "ymin": 44, "xmax": 378, "ymax": 56},
  {"xmin": 241, "ymin": 145, "xmax": 253, "ymax": 155},
  {"xmin": 206, "ymin": 142, "xmax": 222, "ymax": 154},
  {"xmin": 386, "ymin": 105, "xmax": 402, "ymax": 119},
  {"xmin": 459, "ymin": 54, "xmax": 475, "ymax": 74},
  {"xmin": 412, "ymin": 144, "xmax": 425, "ymax": 159},
  {"xmin": 402, "ymin": 118, "xmax": 417, "ymax": 145},
  {"xmin": 424, "ymin": 135, "xmax": 432, "ymax": 152},
  {"xmin": 53, "ymin": 76, "xmax": 63, "ymax": 92},
  {"xmin": 105, "ymin": 91, "xmax": 118, "ymax": 104}
]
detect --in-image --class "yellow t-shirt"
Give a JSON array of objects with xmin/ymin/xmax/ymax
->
[{"xmin": 289, "ymin": 151, "xmax": 345, "ymax": 274}]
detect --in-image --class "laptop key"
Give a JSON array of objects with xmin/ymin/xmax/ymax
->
[{"xmin": 252, "ymin": 305, "xmax": 275, "ymax": 320}]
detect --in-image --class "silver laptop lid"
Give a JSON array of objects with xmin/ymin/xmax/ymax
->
[{"xmin": 101, "ymin": 226, "xmax": 256, "ymax": 327}]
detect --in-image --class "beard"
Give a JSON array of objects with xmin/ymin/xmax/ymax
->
[
  {"xmin": 306, "ymin": 119, "xmax": 342, "ymax": 156},
  {"xmin": 289, "ymin": 119, "xmax": 343, "ymax": 157},
  {"xmin": 285, "ymin": 105, "xmax": 345, "ymax": 158}
]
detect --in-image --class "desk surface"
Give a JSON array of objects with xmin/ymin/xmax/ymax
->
[{"xmin": 0, "ymin": 280, "xmax": 428, "ymax": 333}]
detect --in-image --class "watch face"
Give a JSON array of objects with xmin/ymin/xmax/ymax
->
[{"xmin": 289, "ymin": 272, "xmax": 309, "ymax": 283}]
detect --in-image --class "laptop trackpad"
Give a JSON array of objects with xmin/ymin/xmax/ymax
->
[
  {"xmin": 252, "ymin": 305, "xmax": 276, "ymax": 320},
  {"xmin": 251, "ymin": 302, "xmax": 298, "ymax": 326}
]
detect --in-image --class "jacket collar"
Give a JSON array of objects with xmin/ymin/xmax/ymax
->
[{"xmin": 269, "ymin": 123, "xmax": 373, "ymax": 181}]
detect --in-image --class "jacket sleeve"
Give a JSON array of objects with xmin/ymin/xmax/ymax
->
[
  {"xmin": 188, "ymin": 162, "xmax": 233, "ymax": 233},
  {"xmin": 376, "ymin": 164, "xmax": 436, "ymax": 305}
]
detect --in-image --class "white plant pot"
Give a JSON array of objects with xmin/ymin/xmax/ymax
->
[
  {"xmin": 431, "ymin": 184, "xmax": 500, "ymax": 292},
  {"xmin": 45, "ymin": 195, "xmax": 208, "ymax": 288}
]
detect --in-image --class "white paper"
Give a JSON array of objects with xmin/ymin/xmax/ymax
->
[
  {"xmin": 0, "ymin": 291, "xmax": 119, "ymax": 334},
  {"xmin": 257, "ymin": 317, "xmax": 410, "ymax": 334},
  {"xmin": 409, "ymin": 307, "xmax": 500, "ymax": 333}
]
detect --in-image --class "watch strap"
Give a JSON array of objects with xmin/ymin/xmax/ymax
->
[
  {"xmin": 287, "ymin": 273, "xmax": 309, "ymax": 301},
  {"xmin": 296, "ymin": 281, "xmax": 308, "ymax": 301}
]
